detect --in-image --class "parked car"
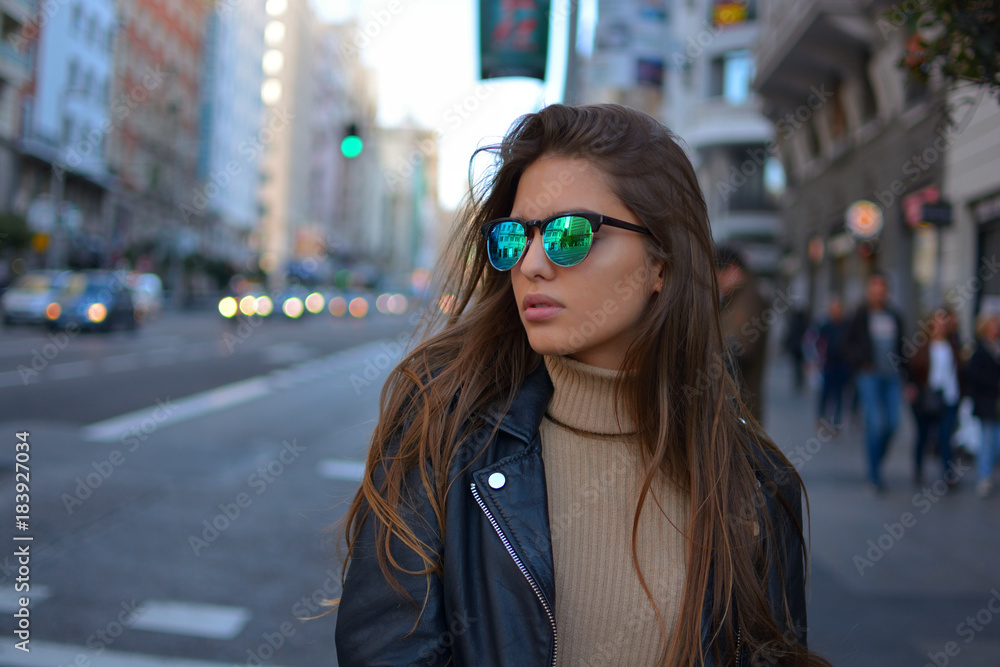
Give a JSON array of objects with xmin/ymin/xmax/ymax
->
[
  {"xmin": 47, "ymin": 270, "xmax": 138, "ymax": 333},
  {"xmin": 1, "ymin": 270, "xmax": 73, "ymax": 326},
  {"xmin": 128, "ymin": 272, "xmax": 164, "ymax": 322}
]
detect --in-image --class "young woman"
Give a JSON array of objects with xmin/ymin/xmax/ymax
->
[
  {"xmin": 332, "ymin": 104, "xmax": 830, "ymax": 666},
  {"xmin": 904, "ymin": 307, "xmax": 961, "ymax": 486}
]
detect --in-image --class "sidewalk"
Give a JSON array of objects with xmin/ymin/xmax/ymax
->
[{"xmin": 762, "ymin": 356, "xmax": 1000, "ymax": 666}]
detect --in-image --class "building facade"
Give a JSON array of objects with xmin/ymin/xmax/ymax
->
[
  {"xmin": 196, "ymin": 0, "xmax": 268, "ymax": 269},
  {"xmin": 753, "ymin": 0, "xmax": 948, "ymax": 323}
]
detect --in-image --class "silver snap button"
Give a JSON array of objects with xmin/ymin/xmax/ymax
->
[{"xmin": 488, "ymin": 472, "xmax": 506, "ymax": 489}]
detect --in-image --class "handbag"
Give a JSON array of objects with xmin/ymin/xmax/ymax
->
[{"xmin": 920, "ymin": 387, "xmax": 946, "ymax": 417}]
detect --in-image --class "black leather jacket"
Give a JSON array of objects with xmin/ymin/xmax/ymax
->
[{"xmin": 335, "ymin": 360, "xmax": 808, "ymax": 666}]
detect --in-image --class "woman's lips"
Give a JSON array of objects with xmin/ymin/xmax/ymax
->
[{"xmin": 523, "ymin": 305, "xmax": 564, "ymax": 322}]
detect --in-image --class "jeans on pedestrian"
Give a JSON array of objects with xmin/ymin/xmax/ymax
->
[
  {"xmin": 979, "ymin": 419, "xmax": 1000, "ymax": 483},
  {"xmin": 818, "ymin": 365, "xmax": 849, "ymax": 425},
  {"xmin": 913, "ymin": 402, "xmax": 957, "ymax": 481},
  {"xmin": 855, "ymin": 372, "xmax": 901, "ymax": 487}
]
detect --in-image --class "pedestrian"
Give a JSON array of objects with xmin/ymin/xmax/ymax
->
[
  {"xmin": 904, "ymin": 307, "xmax": 961, "ymax": 487},
  {"xmin": 816, "ymin": 296, "xmax": 850, "ymax": 430},
  {"xmin": 331, "ymin": 104, "xmax": 831, "ymax": 666},
  {"xmin": 964, "ymin": 312, "xmax": 1000, "ymax": 498},
  {"xmin": 843, "ymin": 272, "xmax": 907, "ymax": 493},
  {"xmin": 784, "ymin": 304, "xmax": 810, "ymax": 393},
  {"xmin": 716, "ymin": 244, "xmax": 769, "ymax": 423}
]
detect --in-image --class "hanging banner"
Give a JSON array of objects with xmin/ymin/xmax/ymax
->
[{"xmin": 479, "ymin": 0, "xmax": 550, "ymax": 81}]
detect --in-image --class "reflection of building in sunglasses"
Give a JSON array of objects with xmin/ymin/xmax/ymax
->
[{"xmin": 481, "ymin": 212, "xmax": 652, "ymax": 271}]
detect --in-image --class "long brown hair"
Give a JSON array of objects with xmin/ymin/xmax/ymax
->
[{"xmin": 335, "ymin": 103, "xmax": 830, "ymax": 666}]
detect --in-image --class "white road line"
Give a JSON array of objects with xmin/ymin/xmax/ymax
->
[
  {"xmin": 81, "ymin": 376, "xmax": 271, "ymax": 443},
  {"xmin": 0, "ymin": 369, "xmax": 29, "ymax": 388},
  {"xmin": 0, "ymin": 640, "xmax": 292, "ymax": 667},
  {"xmin": 103, "ymin": 352, "xmax": 140, "ymax": 373},
  {"xmin": 80, "ymin": 338, "xmax": 401, "ymax": 443},
  {"xmin": 0, "ymin": 585, "xmax": 50, "ymax": 613},
  {"xmin": 131, "ymin": 599, "xmax": 250, "ymax": 639},
  {"xmin": 48, "ymin": 359, "xmax": 93, "ymax": 380},
  {"xmin": 318, "ymin": 458, "xmax": 366, "ymax": 482}
]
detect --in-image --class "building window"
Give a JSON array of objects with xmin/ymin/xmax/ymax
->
[
  {"xmin": 67, "ymin": 58, "xmax": 79, "ymax": 89},
  {"xmin": 858, "ymin": 65, "xmax": 878, "ymax": 122},
  {"xmin": 72, "ymin": 3, "xmax": 82, "ymax": 31},
  {"xmin": 708, "ymin": 50, "xmax": 754, "ymax": 104},
  {"xmin": 829, "ymin": 82, "xmax": 846, "ymax": 141}
]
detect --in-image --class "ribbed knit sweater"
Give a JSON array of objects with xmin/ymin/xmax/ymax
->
[{"xmin": 540, "ymin": 353, "xmax": 689, "ymax": 666}]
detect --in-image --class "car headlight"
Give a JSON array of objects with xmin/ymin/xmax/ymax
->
[
  {"xmin": 219, "ymin": 296, "xmax": 238, "ymax": 318},
  {"xmin": 87, "ymin": 303, "xmax": 107, "ymax": 323}
]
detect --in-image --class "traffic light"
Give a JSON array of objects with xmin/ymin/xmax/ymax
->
[{"xmin": 341, "ymin": 123, "xmax": 363, "ymax": 159}]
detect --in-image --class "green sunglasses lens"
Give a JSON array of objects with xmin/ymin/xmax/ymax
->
[
  {"xmin": 487, "ymin": 215, "xmax": 595, "ymax": 270},
  {"xmin": 543, "ymin": 215, "xmax": 593, "ymax": 267},
  {"xmin": 488, "ymin": 221, "xmax": 527, "ymax": 271}
]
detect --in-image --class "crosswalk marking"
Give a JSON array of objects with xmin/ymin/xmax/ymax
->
[
  {"xmin": 0, "ymin": 640, "xmax": 291, "ymax": 667},
  {"xmin": 130, "ymin": 600, "xmax": 250, "ymax": 639}
]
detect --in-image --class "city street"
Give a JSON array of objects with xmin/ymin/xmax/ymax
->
[
  {"xmin": 764, "ymin": 354, "xmax": 1000, "ymax": 666},
  {"xmin": 0, "ymin": 312, "xmax": 998, "ymax": 665},
  {"xmin": 0, "ymin": 308, "xmax": 413, "ymax": 666}
]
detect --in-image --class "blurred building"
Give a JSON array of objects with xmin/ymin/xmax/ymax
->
[
  {"xmin": 378, "ymin": 124, "xmax": 440, "ymax": 276},
  {"xmin": 196, "ymin": 0, "xmax": 268, "ymax": 271},
  {"xmin": 106, "ymin": 0, "xmax": 211, "ymax": 294},
  {"xmin": 584, "ymin": 0, "xmax": 666, "ymax": 118},
  {"xmin": 299, "ymin": 21, "xmax": 382, "ymax": 285},
  {"xmin": 661, "ymin": 0, "xmax": 784, "ymax": 279},
  {"xmin": 753, "ymin": 0, "xmax": 947, "ymax": 321},
  {"xmin": 941, "ymin": 88, "xmax": 1000, "ymax": 332},
  {"xmin": 254, "ymin": 0, "xmax": 315, "ymax": 288},
  {"xmin": 0, "ymin": 0, "xmax": 35, "ymax": 213},
  {"xmin": 578, "ymin": 0, "xmax": 782, "ymax": 278},
  {"xmin": 14, "ymin": 0, "xmax": 116, "ymax": 268}
]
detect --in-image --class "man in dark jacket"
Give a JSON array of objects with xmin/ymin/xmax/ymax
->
[
  {"xmin": 716, "ymin": 246, "xmax": 769, "ymax": 424},
  {"xmin": 843, "ymin": 272, "xmax": 907, "ymax": 492}
]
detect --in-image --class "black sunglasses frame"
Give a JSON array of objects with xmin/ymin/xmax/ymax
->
[{"xmin": 480, "ymin": 211, "xmax": 653, "ymax": 270}]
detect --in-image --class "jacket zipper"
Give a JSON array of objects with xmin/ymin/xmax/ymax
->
[
  {"xmin": 735, "ymin": 624, "xmax": 742, "ymax": 666},
  {"xmin": 471, "ymin": 482, "xmax": 558, "ymax": 667}
]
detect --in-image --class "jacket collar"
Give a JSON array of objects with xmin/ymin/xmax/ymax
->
[{"xmin": 478, "ymin": 359, "xmax": 554, "ymax": 443}]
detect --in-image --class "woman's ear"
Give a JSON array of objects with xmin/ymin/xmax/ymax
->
[{"xmin": 653, "ymin": 259, "xmax": 665, "ymax": 293}]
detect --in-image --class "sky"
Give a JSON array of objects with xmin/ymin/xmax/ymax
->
[{"xmin": 312, "ymin": 0, "xmax": 596, "ymax": 211}]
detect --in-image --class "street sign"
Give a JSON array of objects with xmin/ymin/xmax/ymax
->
[{"xmin": 921, "ymin": 202, "xmax": 952, "ymax": 227}]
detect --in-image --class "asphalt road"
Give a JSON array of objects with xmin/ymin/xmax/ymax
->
[{"xmin": 0, "ymin": 307, "xmax": 414, "ymax": 666}]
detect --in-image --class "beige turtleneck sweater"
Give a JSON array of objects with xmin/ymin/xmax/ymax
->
[{"xmin": 539, "ymin": 353, "xmax": 689, "ymax": 666}]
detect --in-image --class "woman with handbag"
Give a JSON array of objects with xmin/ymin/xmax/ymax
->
[
  {"xmin": 905, "ymin": 308, "xmax": 962, "ymax": 487},
  {"xmin": 330, "ymin": 104, "xmax": 832, "ymax": 666},
  {"xmin": 963, "ymin": 313, "xmax": 1000, "ymax": 498}
]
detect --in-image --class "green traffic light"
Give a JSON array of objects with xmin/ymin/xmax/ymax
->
[{"xmin": 341, "ymin": 135, "xmax": 363, "ymax": 158}]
